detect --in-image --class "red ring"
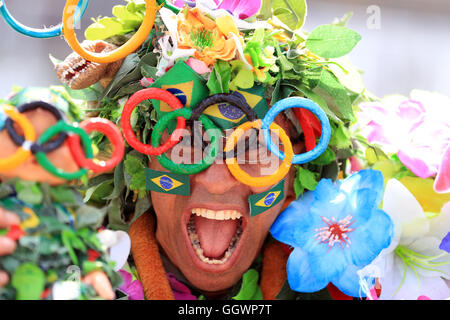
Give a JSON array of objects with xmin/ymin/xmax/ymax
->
[
  {"xmin": 293, "ymin": 108, "xmax": 322, "ymax": 151},
  {"xmin": 120, "ymin": 88, "xmax": 186, "ymax": 155},
  {"xmin": 67, "ymin": 118, "xmax": 125, "ymax": 173}
]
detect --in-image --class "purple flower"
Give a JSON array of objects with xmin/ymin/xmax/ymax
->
[
  {"xmin": 172, "ymin": 0, "xmax": 262, "ymax": 20},
  {"xmin": 119, "ymin": 270, "xmax": 144, "ymax": 300},
  {"xmin": 167, "ymin": 273, "xmax": 197, "ymax": 300},
  {"xmin": 217, "ymin": 0, "xmax": 262, "ymax": 19},
  {"xmin": 440, "ymin": 232, "xmax": 450, "ymax": 253}
]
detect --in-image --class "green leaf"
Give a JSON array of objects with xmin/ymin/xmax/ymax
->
[
  {"xmin": 104, "ymin": 162, "xmax": 125, "ymax": 200},
  {"xmin": 11, "ymin": 263, "xmax": 45, "ymax": 300},
  {"xmin": 61, "ymin": 229, "xmax": 80, "ymax": 265},
  {"xmin": 15, "ymin": 181, "xmax": 43, "ymax": 205},
  {"xmin": 232, "ymin": 269, "xmax": 263, "ymax": 300},
  {"xmin": 130, "ymin": 196, "xmax": 151, "ymax": 225},
  {"xmin": 74, "ymin": 205, "xmax": 107, "ymax": 230},
  {"xmin": 273, "ymin": 0, "xmax": 307, "ymax": 31},
  {"xmin": 293, "ymin": 177, "xmax": 304, "ymax": 198},
  {"xmin": 365, "ymin": 146, "xmax": 388, "ymax": 165},
  {"xmin": 112, "ymin": 5, "xmax": 142, "ymax": 27},
  {"xmin": 306, "ymin": 24, "xmax": 362, "ymax": 58},
  {"xmin": 63, "ymin": 84, "xmax": 101, "ymax": 102},
  {"xmin": 141, "ymin": 64, "xmax": 158, "ymax": 79},
  {"xmin": 257, "ymin": 0, "xmax": 273, "ymax": 20},
  {"xmin": 50, "ymin": 186, "xmax": 77, "ymax": 205},
  {"xmin": 330, "ymin": 123, "xmax": 352, "ymax": 149},
  {"xmin": 286, "ymin": 81, "xmax": 340, "ymax": 122},
  {"xmin": 85, "ymin": 18, "xmax": 127, "ymax": 41},
  {"xmin": 307, "ymin": 69, "xmax": 354, "ymax": 121},
  {"xmin": 207, "ymin": 60, "xmax": 231, "ymax": 95},
  {"xmin": 229, "ymin": 61, "xmax": 254, "ymax": 90},
  {"xmin": 124, "ymin": 154, "xmax": 147, "ymax": 197},
  {"xmin": 297, "ymin": 166, "xmax": 318, "ymax": 191},
  {"xmin": 207, "ymin": 70, "xmax": 221, "ymax": 95},
  {"xmin": 310, "ymin": 148, "xmax": 336, "ymax": 165},
  {"xmin": 107, "ymin": 197, "xmax": 129, "ymax": 231}
]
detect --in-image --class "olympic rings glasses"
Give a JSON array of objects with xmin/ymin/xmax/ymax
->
[
  {"xmin": 123, "ymin": 88, "xmax": 332, "ymax": 188},
  {"xmin": 0, "ymin": 105, "xmax": 36, "ymax": 171},
  {"xmin": 0, "ymin": 0, "xmax": 89, "ymax": 38},
  {"xmin": 0, "ymin": 103, "xmax": 125, "ymax": 179}
]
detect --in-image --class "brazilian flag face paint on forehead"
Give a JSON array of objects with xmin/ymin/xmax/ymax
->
[
  {"xmin": 203, "ymin": 85, "xmax": 269, "ymax": 130},
  {"xmin": 150, "ymin": 61, "xmax": 270, "ymax": 132}
]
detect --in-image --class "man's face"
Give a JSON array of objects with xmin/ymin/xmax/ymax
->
[{"xmin": 150, "ymin": 114, "xmax": 303, "ymax": 293}]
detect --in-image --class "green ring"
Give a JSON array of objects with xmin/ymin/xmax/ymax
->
[
  {"xmin": 35, "ymin": 121, "xmax": 94, "ymax": 180},
  {"xmin": 151, "ymin": 108, "xmax": 221, "ymax": 175}
]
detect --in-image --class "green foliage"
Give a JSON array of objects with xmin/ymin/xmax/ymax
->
[
  {"xmin": 124, "ymin": 153, "xmax": 147, "ymax": 199},
  {"xmin": 15, "ymin": 181, "xmax": 43, "ymax": 205},
  {"xmin": 229, "ymin": 61, "xmax": 255, "ymax": 90},
  {"xmin": 207, "ymin": 60, "xmax": 232, "ymax": 94},
  {"xmin": 273, "ymin": 0, "xmax": 307, "ymax": 31},
  {"xmin": 294, "ymin": 166, "xmax": 319, "ymax": 198},
  {"xmin": 11, "ymin": 263, "xmax": 45, "ymax": 300},
  {"xmin": 232, "ymin": 269, "xmax": 263, "ymax": 300},
  {"xmin": 85, "ymin": 0, "xmax": 146, "ymax": 41},
  {"xmin": 306, "ymin": 24, "xmax": 362, "ymax": 59}
]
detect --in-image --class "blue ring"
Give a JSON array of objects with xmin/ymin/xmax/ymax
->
[
  {"xmin": 261, "ymin": 97, "xmax": 331, "ymax": 164},
  {"xmin": 0, "ymin": 0, "xmax": 89, "ymax": 38}
]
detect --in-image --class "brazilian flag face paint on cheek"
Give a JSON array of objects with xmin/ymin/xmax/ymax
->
[
  {"xmin": 145, "ymin": 168, "xmax": 190, "ymax": 196},
  {"xmin": 248, "ymin": 179, "xmax": 286, "ymax": 217}
]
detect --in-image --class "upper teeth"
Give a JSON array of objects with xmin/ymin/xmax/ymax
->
[{"xmin": 192, "ymin": 208, "xmax": 242, "ymax": 220}]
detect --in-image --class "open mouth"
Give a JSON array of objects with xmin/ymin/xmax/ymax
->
[
  {"xmin": 185, "ymin": 207, "xmax": 245, "ymax": 268},
  {"xmin": 60, "ymin": 59, "xmax": 97, "ymax": 84}
]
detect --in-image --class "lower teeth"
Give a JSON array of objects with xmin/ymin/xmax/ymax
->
[{"xmin": 187, "ymin": 215, "xmax": 242, "ymax": 265}]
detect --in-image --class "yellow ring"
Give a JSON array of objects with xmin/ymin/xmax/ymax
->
[
  {"xmin": 62, "ymin": 0, "xmax": 157, "ymax": 64},
  {"xmin": 0, "ymin": 105, "xmax": 36, "ymax": 171},
  {"xmin": 224, "ymin": 120, "xmax": 294, "ymax": 188}
]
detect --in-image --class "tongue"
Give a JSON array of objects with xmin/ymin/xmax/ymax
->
[{"xmin": 194, "ymin": 215, "xmax": 238, "ymax": 259}]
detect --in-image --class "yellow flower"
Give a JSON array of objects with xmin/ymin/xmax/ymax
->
[
  {"xmin": 20, "ymin": 207, "xmax": 40, "ymax": 230},
  {"xmin": 177, "ymin": 8, "xmax": 237, "ymax": 67},
  {"xmin": 399, "ymin": 176, "xmax": 450, "ymax": 214}
]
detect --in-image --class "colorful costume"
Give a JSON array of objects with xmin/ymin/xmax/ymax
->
[{"xmin": 0, "ymin": 0, "xmax": 448, "ymax": 300}]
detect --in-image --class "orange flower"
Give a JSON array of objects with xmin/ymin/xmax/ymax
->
[{"xmin": 177, "ymin": 8, "xmax": 237, "ymax": 67}]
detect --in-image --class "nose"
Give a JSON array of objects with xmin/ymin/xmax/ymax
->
[{"xmin": 194, "ymin": 161, "xmax": 241, "ymax": 194}]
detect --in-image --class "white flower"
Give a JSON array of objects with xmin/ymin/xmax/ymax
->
[
  {"xmin": 52, "ymin": 281, "xmax": 81, "ymax": 300},
  {"xmin": 155, "ymin": 7, "xmax": 196, "ymax": 77},
  {"xmin": 360, "ymin": 179, "xmax": 450, "ymax": 300},
  {"xmin": 97, "ymin": 230, "xmax": 131, "ymax": 271}
]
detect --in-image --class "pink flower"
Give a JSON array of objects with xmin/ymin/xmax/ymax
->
[
  {"xmin": 357, "ymin": 91, "xmax": 450, "ymax": 194},
  {"xmin": 119, "ymin": 270, "xmax": 144, "ymax": 300},
  {"xmin": 185, "ymin": 57, "xmax": 212, "ymax": 74},
  {"xmin": 172, "ymin": 0, "xmax": 188, "ymax": 7},
  {"xmin": 172, "ymin": 0, "xmax": 262, "ymax": 20},
  {"xmin": 167, "ymin": 273, "xmax": 197, "ymax": 300},
  {"xmin": 140, "ymin": 77, "xmax": 155, "ymax": 87},
  {"xmin": 217, "ymin": 0, "xmax": 262, "ymax": 19}
]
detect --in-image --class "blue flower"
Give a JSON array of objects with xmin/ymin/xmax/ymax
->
[{"xmin": 270, "ymin": 169, "xmax": 394, "ymax": 297}]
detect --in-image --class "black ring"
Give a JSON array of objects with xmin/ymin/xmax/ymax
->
[
  {"xmin": 4, "ymin": 101, "xmax": 68, "ymax": 154},
  {"xmin": 190, "ymin": 92, "xmax": 259, "ymax": 160}
]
